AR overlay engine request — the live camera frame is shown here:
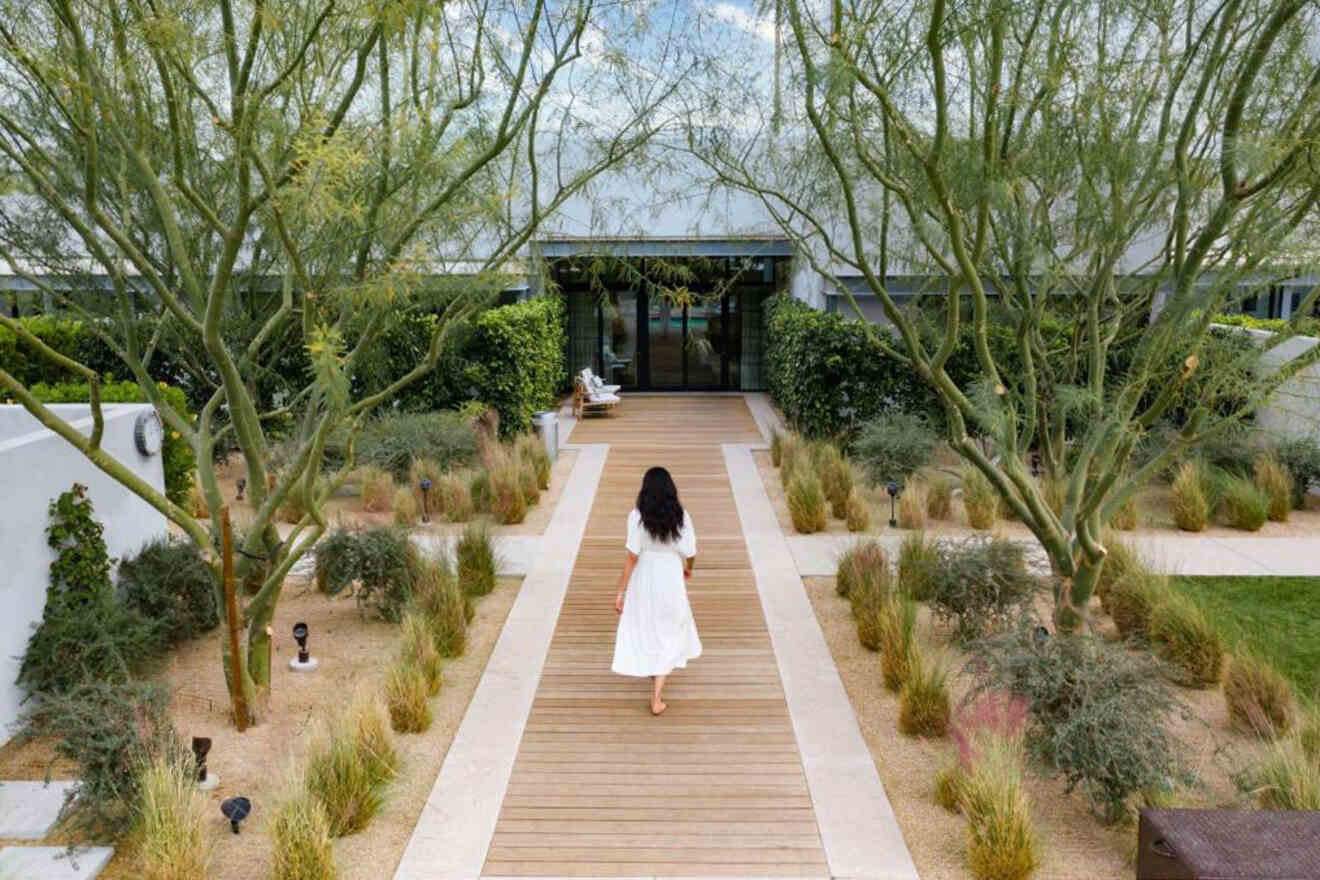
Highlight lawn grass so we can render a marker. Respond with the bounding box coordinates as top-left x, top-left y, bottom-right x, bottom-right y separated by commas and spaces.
1170, 576, 1320, 701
